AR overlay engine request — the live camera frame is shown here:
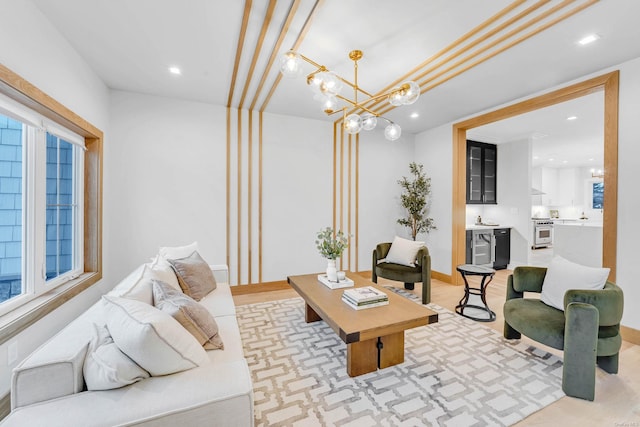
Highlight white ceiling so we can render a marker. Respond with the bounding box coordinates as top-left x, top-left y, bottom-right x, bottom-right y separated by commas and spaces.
468, 91, 604, 168
30, 0, 640, 143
